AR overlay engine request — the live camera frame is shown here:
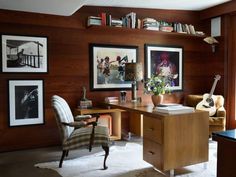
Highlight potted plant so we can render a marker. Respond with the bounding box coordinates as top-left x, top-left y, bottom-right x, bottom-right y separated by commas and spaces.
144, 75, 171, 106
